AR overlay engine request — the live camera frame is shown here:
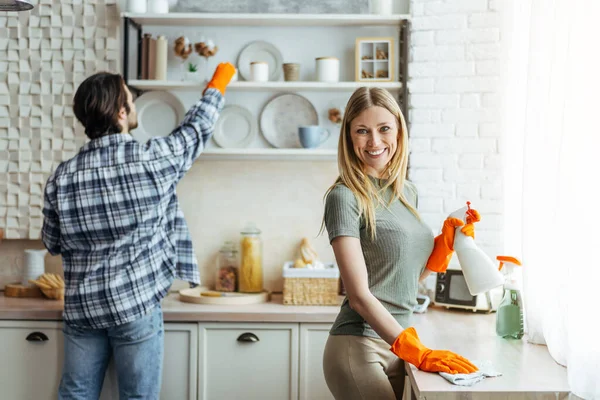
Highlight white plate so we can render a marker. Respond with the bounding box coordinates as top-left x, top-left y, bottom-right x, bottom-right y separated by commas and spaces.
237, 40, 283, 81
213, 105, 257, 148
260, 93, 319, 148
131, 91, 186, 143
